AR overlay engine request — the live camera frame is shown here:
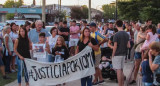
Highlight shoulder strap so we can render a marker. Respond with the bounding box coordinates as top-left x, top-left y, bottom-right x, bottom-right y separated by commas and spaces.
95, 32, 99, 44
